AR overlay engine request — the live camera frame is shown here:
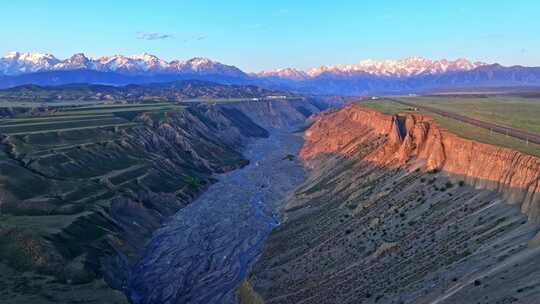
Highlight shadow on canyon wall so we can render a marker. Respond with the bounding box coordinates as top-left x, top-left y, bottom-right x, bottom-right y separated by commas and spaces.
244, 105, 540, 304
0, 99, 319, 304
